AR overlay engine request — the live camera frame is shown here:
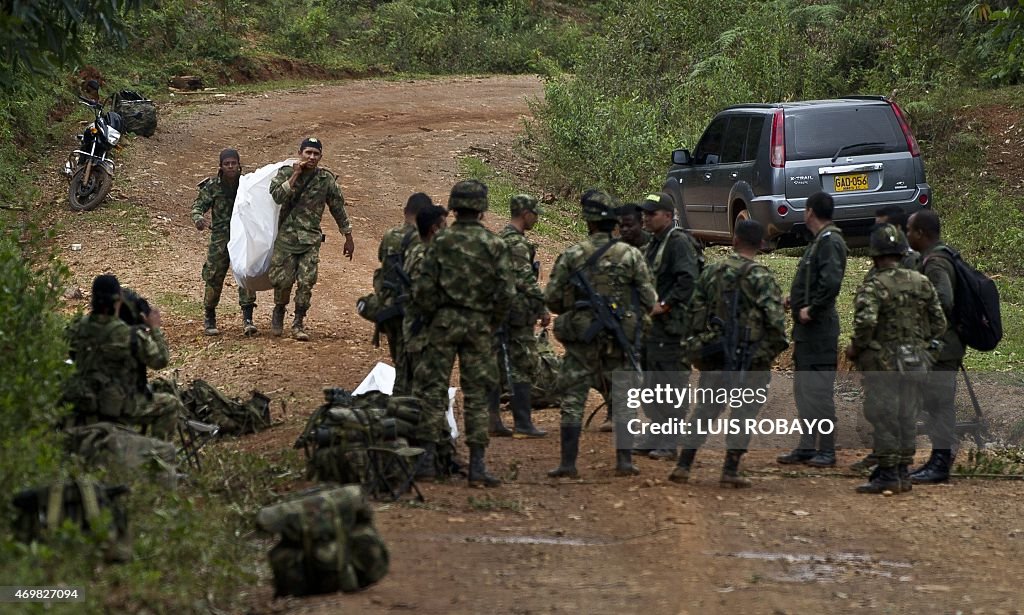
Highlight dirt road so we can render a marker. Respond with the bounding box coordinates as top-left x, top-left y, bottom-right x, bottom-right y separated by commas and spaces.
52, 76, 1024, 614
